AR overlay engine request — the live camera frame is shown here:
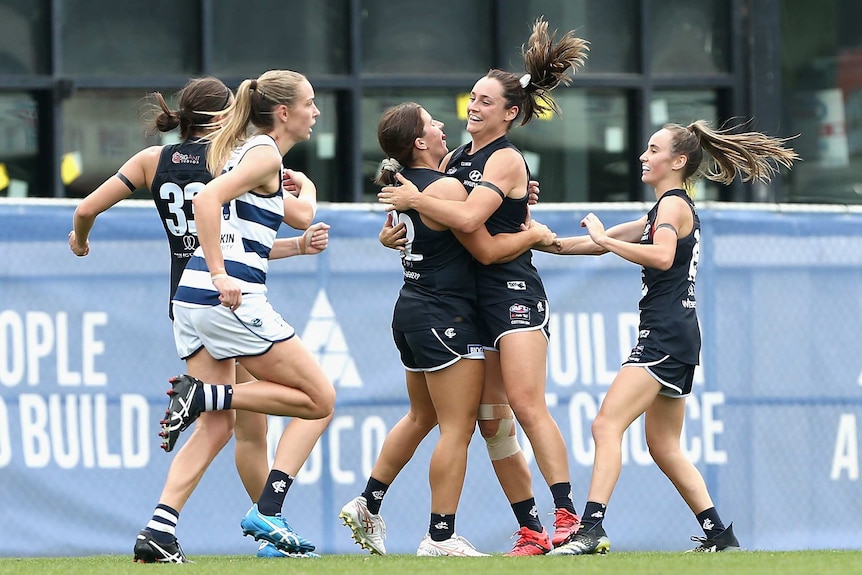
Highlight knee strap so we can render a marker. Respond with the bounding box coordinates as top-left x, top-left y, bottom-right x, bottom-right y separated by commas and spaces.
478, 403, 520, 460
